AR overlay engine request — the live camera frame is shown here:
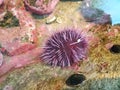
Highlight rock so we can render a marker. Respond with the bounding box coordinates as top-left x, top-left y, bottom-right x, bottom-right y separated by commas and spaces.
94, 14, 112, 25
113, 23, 120, 26
74, 77, 120, 90
61, 0, 84, 1
3, 85, 13, 90
80, 7, 112, 24
80, 7, 104, 21
1, 41, 36, 56
0, 63, 73, 90
0, 51, 3, 67
65, 74, 86, 86
23, 0, 59, 15
110, 44, 120, 53
0, 0, 3, 6
0, 11, 19, 28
